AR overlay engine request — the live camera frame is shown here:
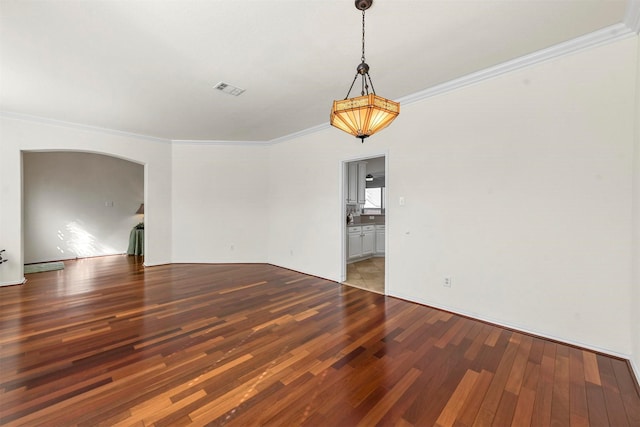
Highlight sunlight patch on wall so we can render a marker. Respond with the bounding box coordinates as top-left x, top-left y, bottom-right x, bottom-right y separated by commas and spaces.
62, 221, 117, 258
